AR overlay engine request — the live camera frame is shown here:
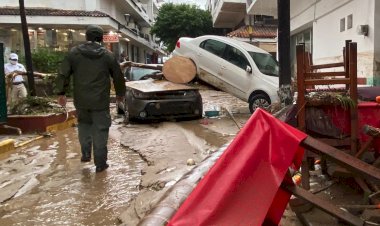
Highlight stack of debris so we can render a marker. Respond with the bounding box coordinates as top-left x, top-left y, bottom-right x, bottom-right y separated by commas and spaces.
9, 96, 65, 115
